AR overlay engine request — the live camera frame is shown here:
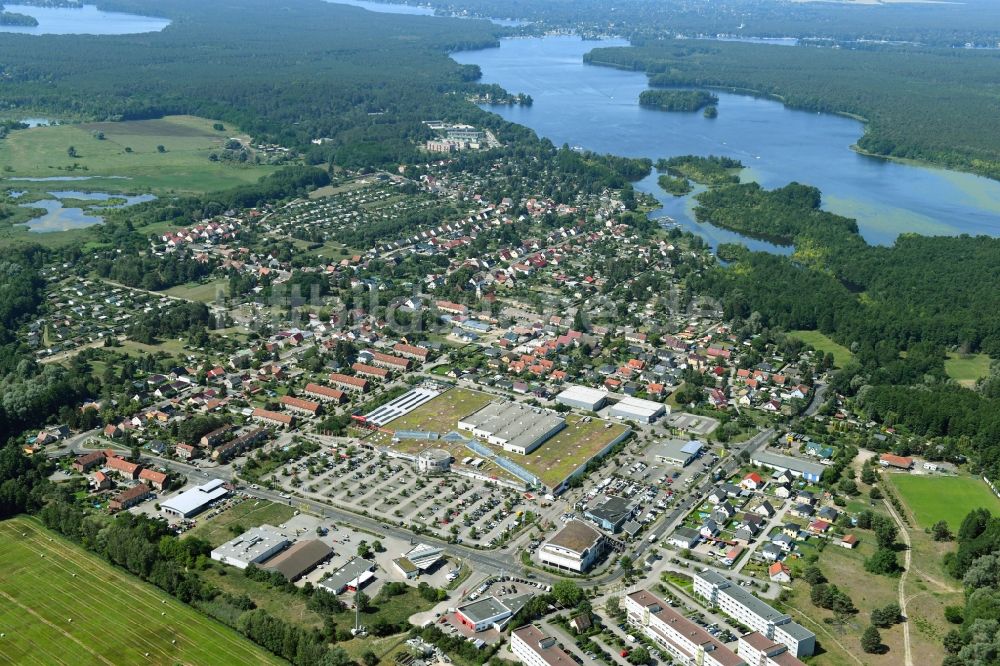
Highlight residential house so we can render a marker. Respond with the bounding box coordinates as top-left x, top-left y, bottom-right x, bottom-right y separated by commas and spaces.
768, 562, 791, 583
109, 483, 152, 513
